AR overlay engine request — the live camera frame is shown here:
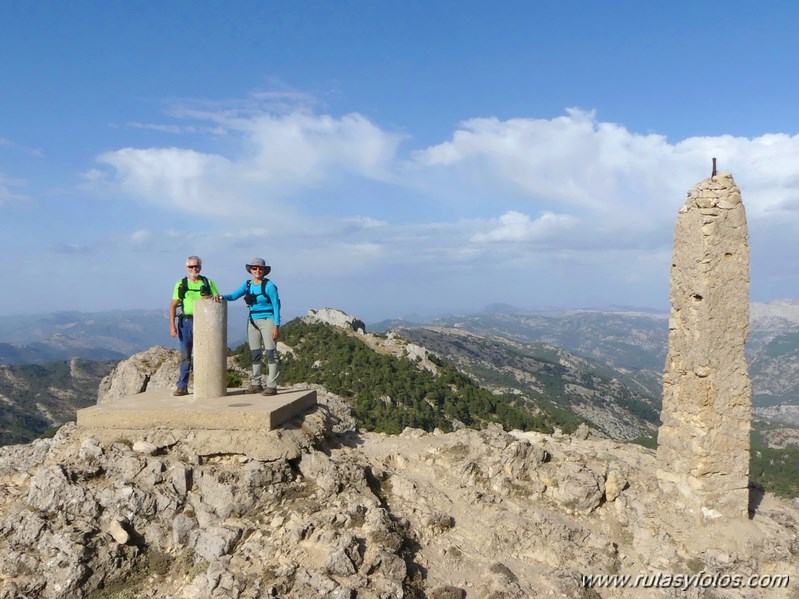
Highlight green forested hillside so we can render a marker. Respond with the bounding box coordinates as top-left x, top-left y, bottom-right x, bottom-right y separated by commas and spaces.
750, 424, 799, 497
0, 359, 116, 445
237, 320, 581, 435
750, 446, 799, 498
394, 326, 658, 440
